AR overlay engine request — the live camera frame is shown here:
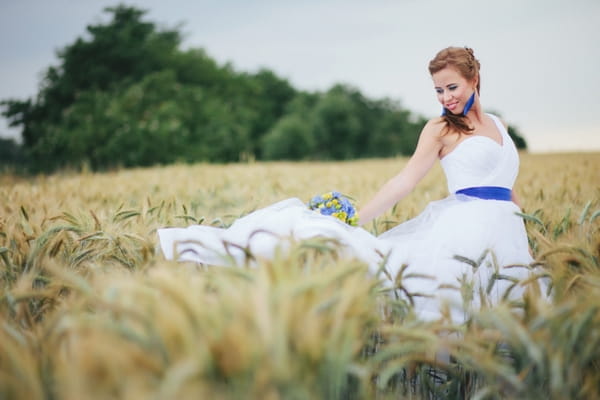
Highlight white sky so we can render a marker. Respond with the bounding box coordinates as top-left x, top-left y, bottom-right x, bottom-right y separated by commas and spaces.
1, 0, 599, 152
